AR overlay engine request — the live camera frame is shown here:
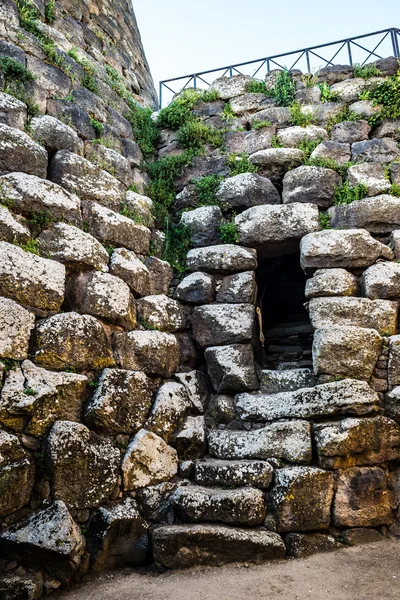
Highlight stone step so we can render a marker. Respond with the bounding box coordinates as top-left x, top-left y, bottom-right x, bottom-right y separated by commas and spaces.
171, 484, 266, 526
151, 524, 286, 569
208, 420, 312, 463
265, 321, 314, 339
235, 378, 380, 422
261, 368, 315, 393
195, 458, 274, 488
